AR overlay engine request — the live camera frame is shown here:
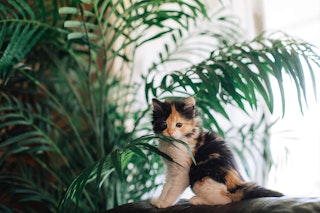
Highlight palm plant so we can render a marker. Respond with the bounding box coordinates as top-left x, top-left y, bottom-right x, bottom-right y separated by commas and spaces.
0, 0, 319, 212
